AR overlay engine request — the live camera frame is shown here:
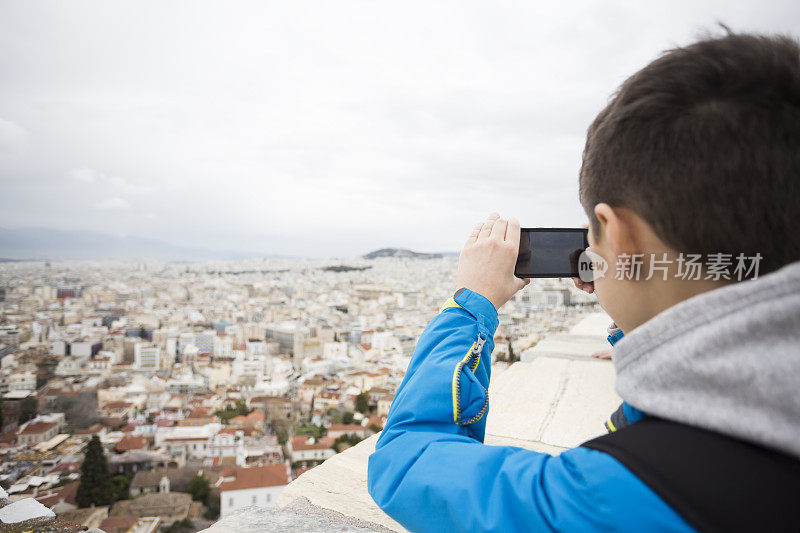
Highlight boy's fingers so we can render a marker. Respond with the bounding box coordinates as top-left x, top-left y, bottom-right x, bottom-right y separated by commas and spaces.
466, 222, 483, 245
478, 213, 499, 240
506, 217, 521, 250
572, 278, 594, 293
490, 218, 508, 240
